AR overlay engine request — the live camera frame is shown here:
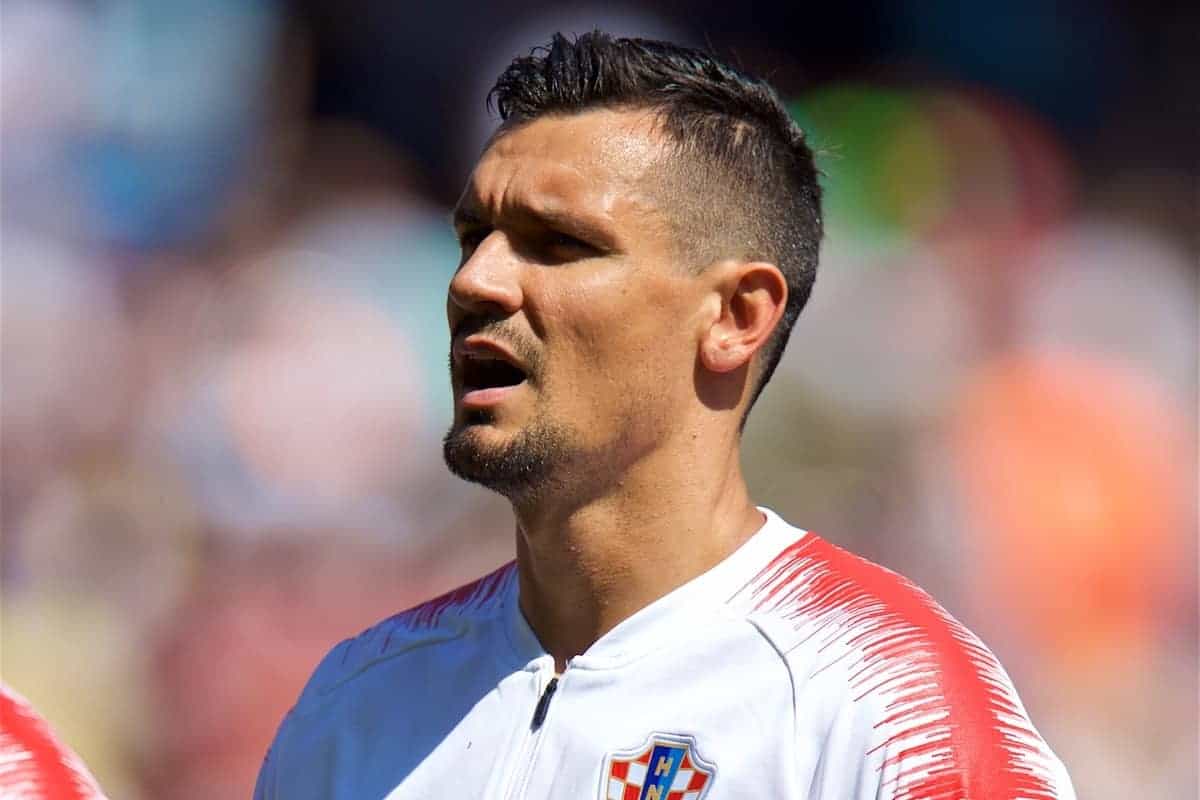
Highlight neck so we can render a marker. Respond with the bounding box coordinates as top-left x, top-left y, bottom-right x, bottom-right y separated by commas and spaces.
511, 435, 765, 672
